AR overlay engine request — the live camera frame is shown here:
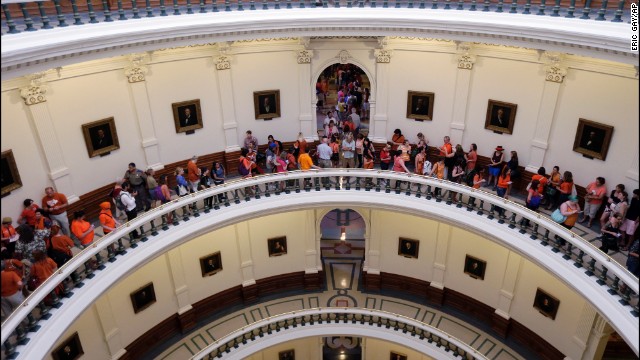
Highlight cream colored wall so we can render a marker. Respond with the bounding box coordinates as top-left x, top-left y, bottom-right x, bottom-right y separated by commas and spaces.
45, 307, 112, 360
1, 39, 638, 224
49, 209, 589, 359
245, 337, 322, 360
364, 338, 433, 360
